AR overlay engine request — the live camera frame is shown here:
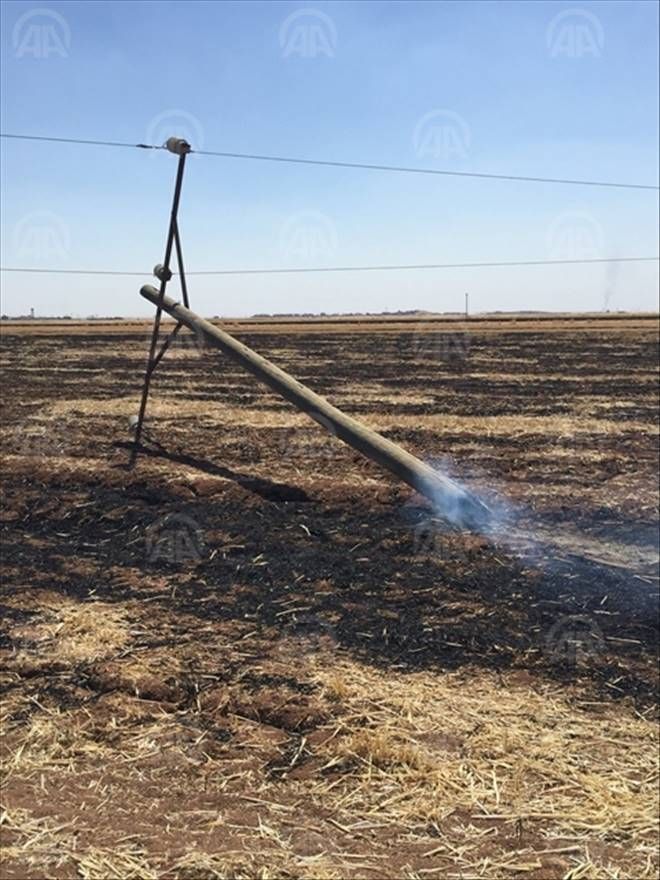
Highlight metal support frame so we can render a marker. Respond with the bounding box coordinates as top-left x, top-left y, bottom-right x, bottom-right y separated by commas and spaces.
129, 138, 191, 466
